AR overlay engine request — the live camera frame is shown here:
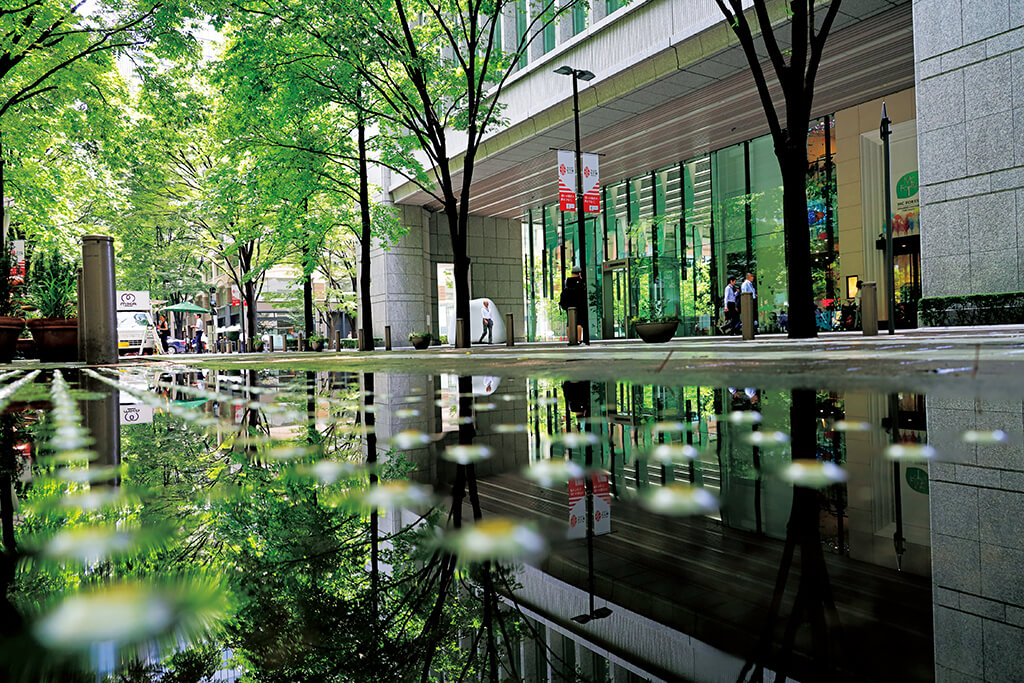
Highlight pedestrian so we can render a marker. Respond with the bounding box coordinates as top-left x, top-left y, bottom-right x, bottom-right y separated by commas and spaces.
157, 314, 170, 351
723, 276, 739, 334
558, 266, 587, 344
477, 300, 494, 344
192, 313, 205, 354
